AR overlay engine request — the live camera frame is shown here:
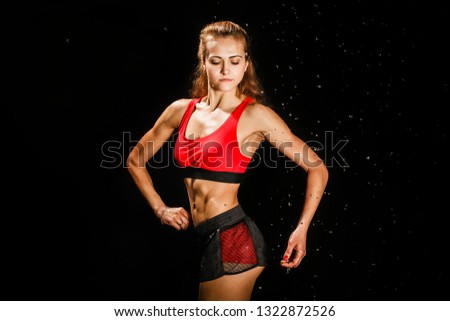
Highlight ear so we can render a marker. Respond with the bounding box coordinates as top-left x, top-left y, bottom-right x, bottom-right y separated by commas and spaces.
245, 60, 249, 72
